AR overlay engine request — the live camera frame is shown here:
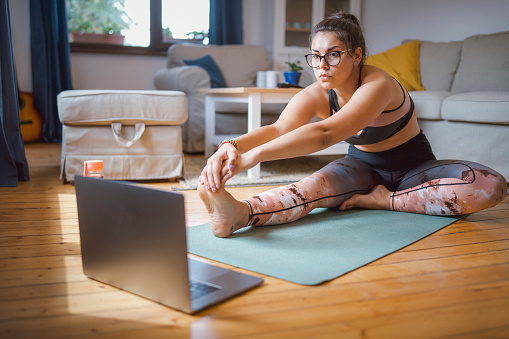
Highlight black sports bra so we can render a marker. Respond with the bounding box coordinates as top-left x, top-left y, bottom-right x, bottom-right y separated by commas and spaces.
328, 66, 415, 145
